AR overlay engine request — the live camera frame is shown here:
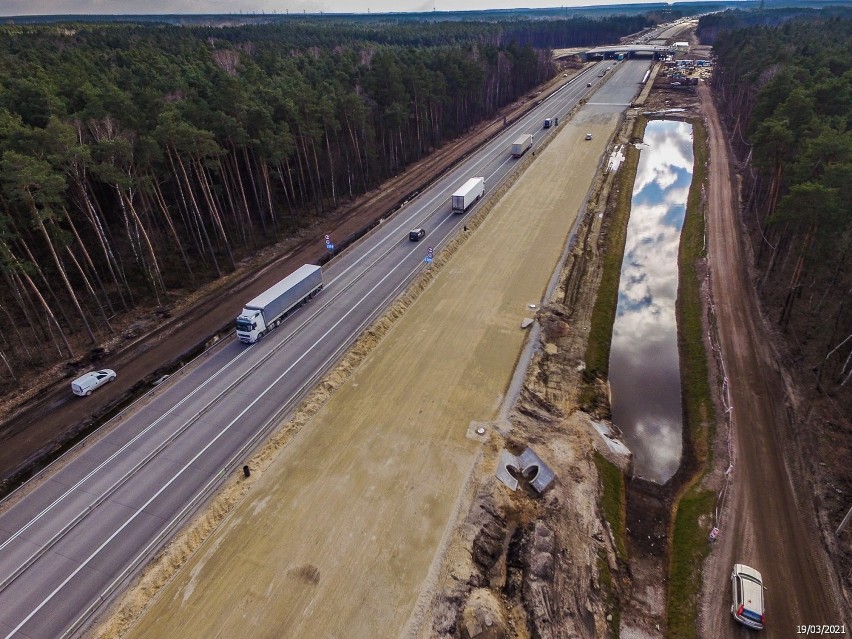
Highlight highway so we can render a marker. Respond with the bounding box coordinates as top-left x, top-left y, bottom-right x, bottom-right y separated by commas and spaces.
0, 58, 653, 639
